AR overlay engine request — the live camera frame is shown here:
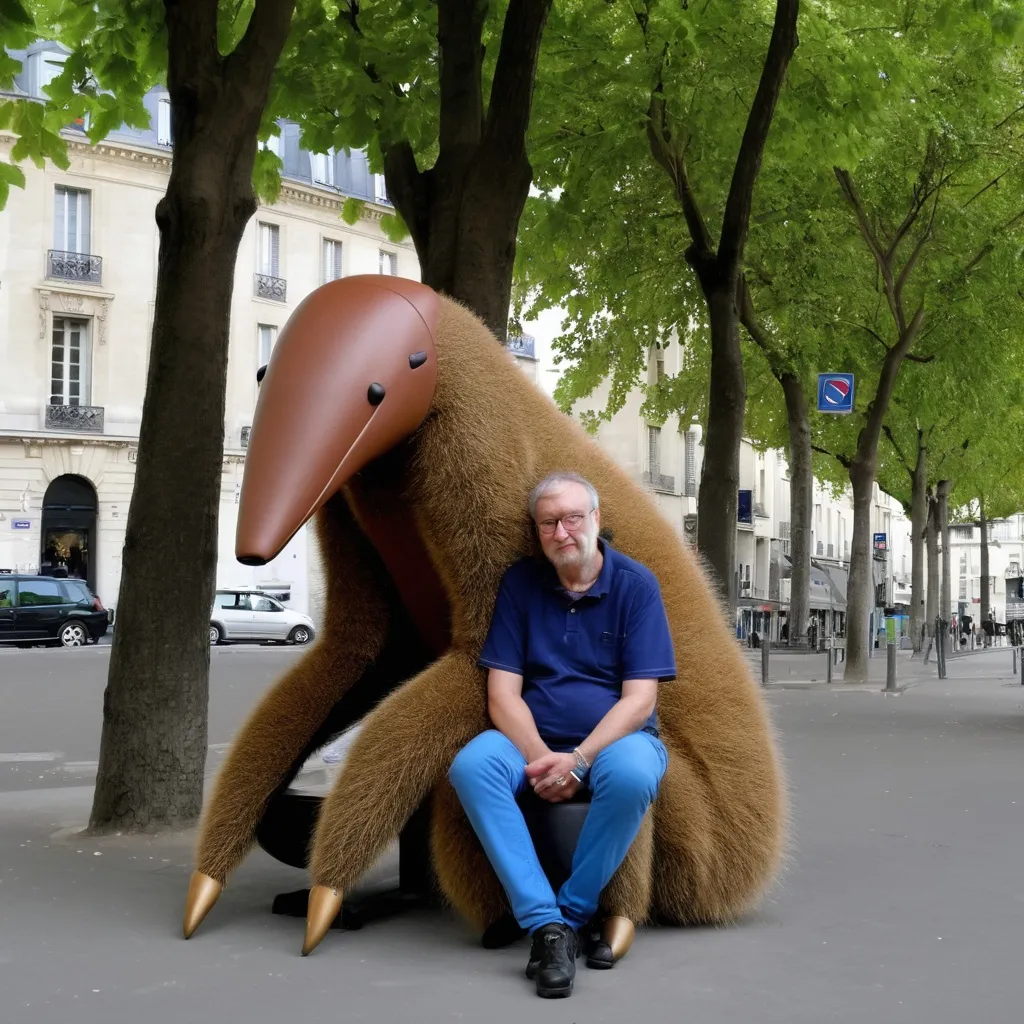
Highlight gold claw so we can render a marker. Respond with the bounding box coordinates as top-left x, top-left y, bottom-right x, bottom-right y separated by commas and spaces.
602, 916, 636, 961
301, 885, 344, 956
183, 871, 223, 939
